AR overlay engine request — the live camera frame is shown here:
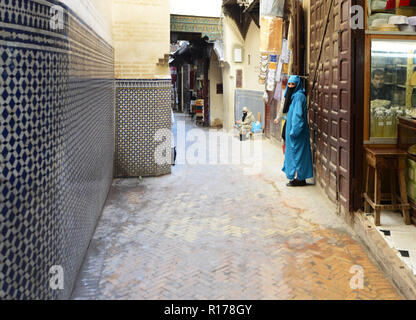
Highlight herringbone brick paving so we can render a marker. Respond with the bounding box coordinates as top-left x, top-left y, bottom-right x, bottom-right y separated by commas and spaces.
72, 115, 402, 300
